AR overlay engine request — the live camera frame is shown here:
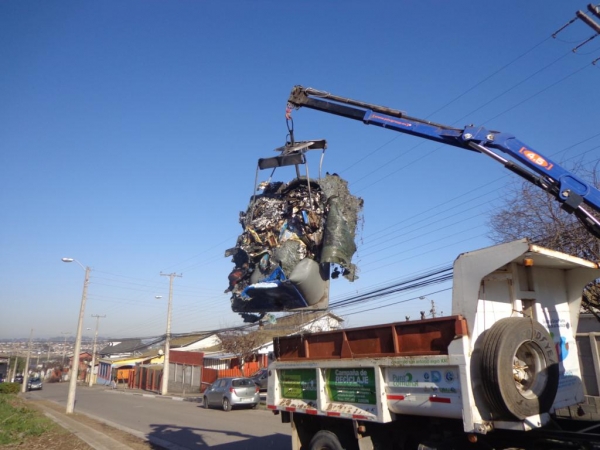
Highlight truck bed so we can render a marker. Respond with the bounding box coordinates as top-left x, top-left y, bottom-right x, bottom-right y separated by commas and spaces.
274, 315, 467, 360
268, 316, 469, 423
